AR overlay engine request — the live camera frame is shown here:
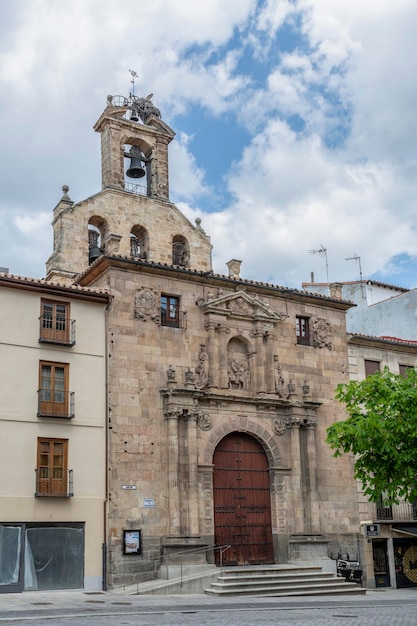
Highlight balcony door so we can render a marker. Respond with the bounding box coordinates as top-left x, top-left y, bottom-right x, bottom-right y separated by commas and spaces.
37, 438, 68, 497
